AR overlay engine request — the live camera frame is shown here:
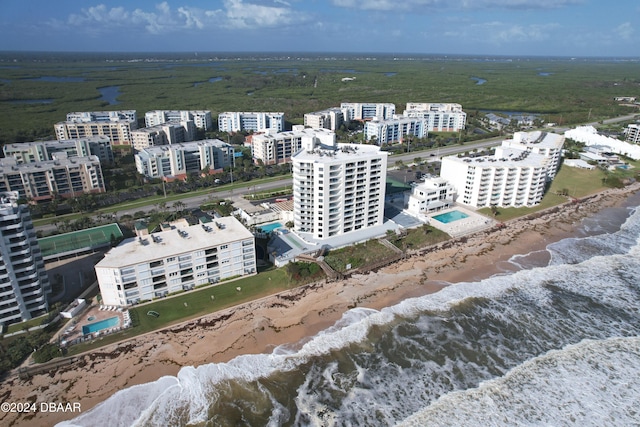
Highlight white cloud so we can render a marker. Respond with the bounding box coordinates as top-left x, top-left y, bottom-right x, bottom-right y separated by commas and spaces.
332, 0, 582, 11
62, 1, 304, 35
444, 21, 560, 45
614, 22, 634, 40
